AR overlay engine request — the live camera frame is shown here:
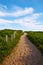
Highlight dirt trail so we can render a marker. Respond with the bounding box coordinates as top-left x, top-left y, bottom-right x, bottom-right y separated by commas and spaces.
0, 33, 43, 65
